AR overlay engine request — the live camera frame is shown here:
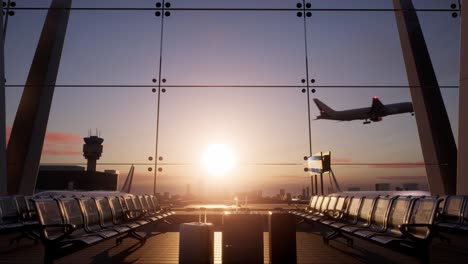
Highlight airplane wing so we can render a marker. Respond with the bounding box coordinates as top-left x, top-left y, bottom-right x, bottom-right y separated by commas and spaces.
369, 96, 387, 115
